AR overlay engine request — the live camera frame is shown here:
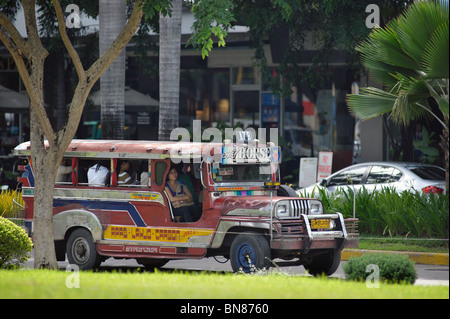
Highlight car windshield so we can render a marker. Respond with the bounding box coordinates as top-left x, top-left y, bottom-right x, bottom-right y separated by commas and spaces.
212, 164, 272, 183
406, 165, 445, 181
